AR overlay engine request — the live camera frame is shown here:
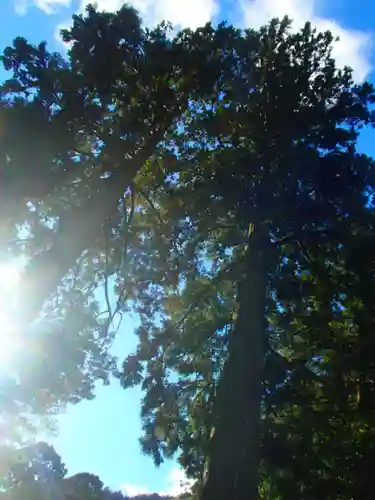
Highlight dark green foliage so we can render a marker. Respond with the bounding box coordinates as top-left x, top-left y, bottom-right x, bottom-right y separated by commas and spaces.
2, 6, 375, 500
0, 443, 178, 500
0, 441, 67, 488
0, 3, 231, 431
0, 3, 228, 321
116, 17, 375, 500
